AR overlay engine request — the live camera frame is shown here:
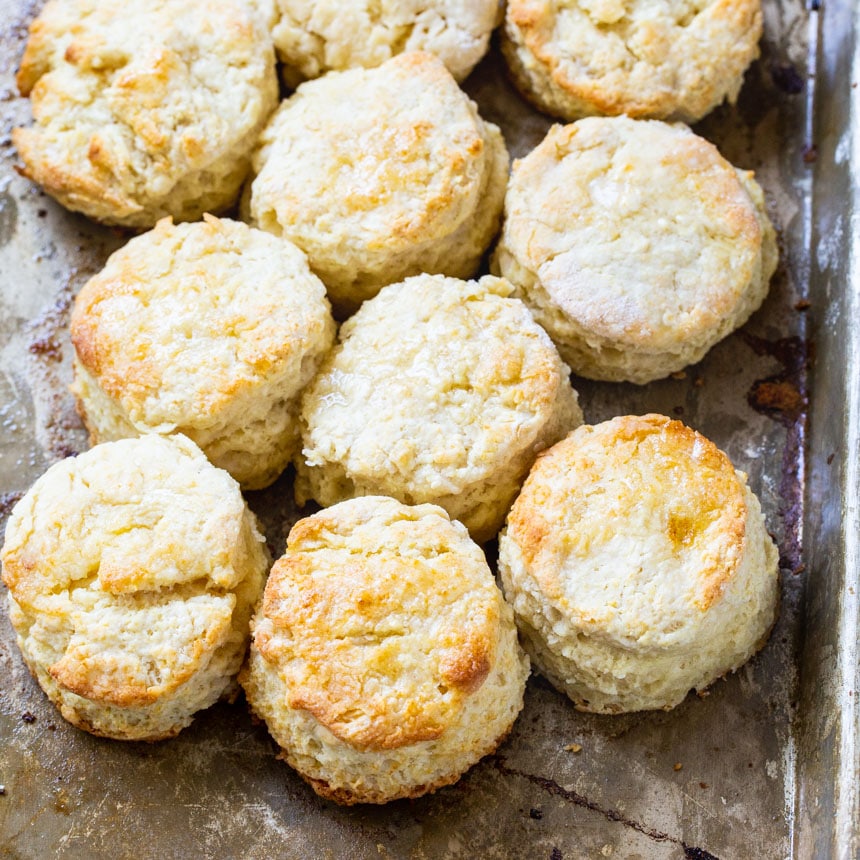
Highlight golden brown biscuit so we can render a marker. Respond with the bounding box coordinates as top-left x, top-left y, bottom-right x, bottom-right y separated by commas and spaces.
71, 216, 335, 490
1, 435, 269, 740
492, 117, 778, 383
498, 414, 780, 713
270, 0, 500, 87
295, 274, 583, 543
247, 52, 508, 313
240, 496, 529, 804
502, 0, 763, 122
14, 0, 278, 227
